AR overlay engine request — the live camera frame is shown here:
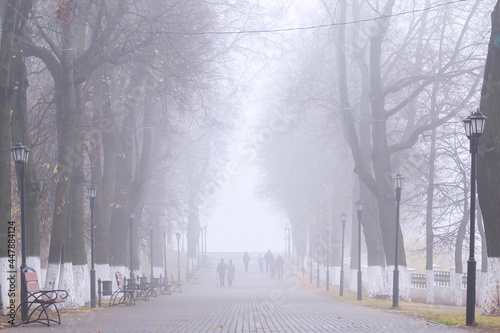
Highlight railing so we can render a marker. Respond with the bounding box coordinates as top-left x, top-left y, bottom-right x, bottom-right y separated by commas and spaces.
434, 271, 450, 286
410, 271, 468, 289
411, 273, 426, 289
